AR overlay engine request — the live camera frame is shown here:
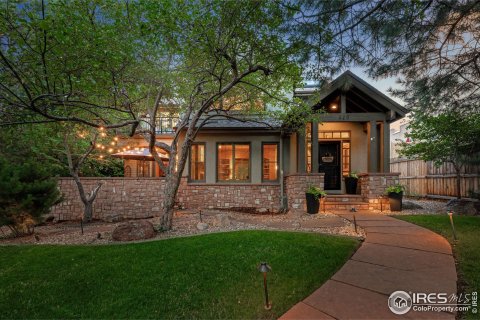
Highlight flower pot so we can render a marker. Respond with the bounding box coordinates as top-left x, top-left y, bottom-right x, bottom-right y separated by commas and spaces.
305, 193, 319, 214
345, 177, 358, 195
388, 191, 403, 211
